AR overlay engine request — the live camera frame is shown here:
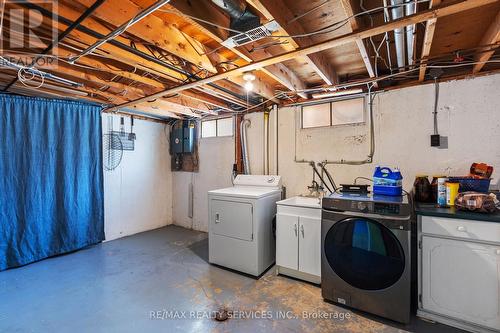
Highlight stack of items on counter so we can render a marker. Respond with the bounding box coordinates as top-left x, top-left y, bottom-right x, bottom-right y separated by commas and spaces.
414, 163, 499, 213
